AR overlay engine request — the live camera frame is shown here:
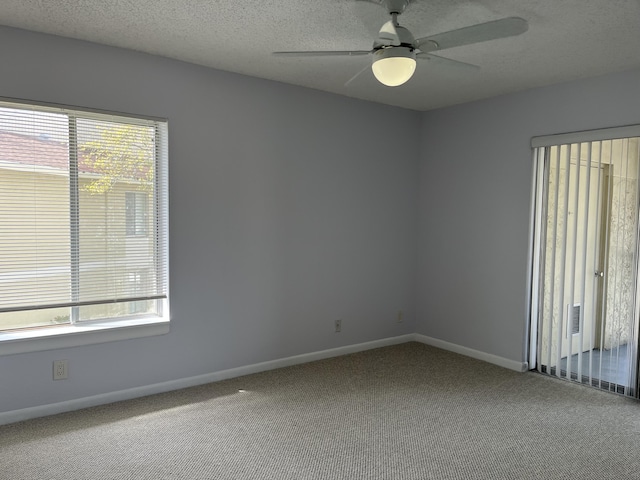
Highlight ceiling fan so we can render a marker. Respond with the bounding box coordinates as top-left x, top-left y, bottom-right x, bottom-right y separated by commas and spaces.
273, 0, 528, 87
